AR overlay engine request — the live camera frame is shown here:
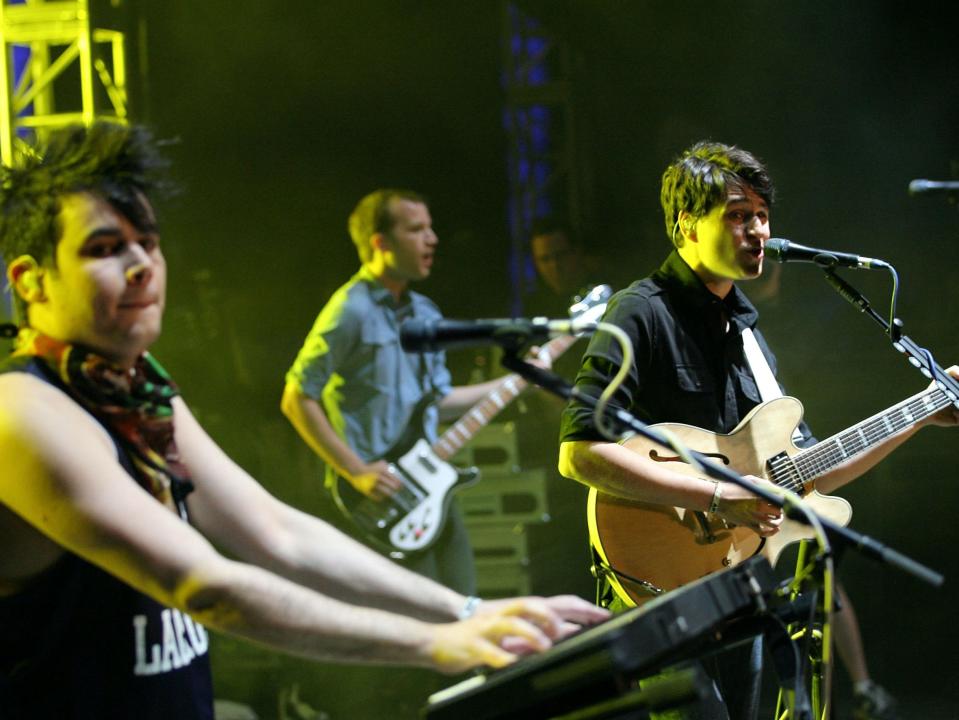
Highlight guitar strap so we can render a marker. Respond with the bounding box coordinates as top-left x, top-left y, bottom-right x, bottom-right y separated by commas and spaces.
741, 327, 804, 443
